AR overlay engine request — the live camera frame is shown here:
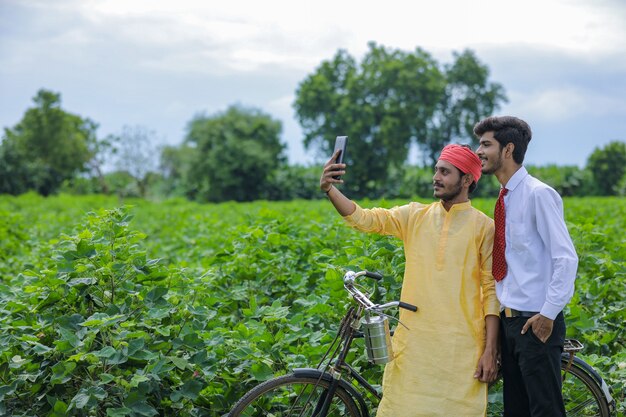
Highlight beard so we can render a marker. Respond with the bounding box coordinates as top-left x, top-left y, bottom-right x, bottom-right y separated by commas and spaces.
434, 177, 464, 202
481, 153, 504, 175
